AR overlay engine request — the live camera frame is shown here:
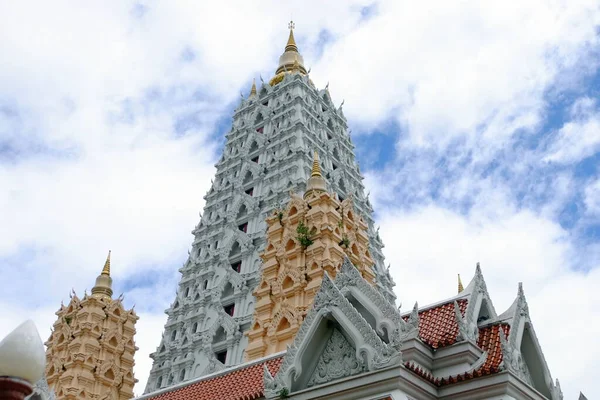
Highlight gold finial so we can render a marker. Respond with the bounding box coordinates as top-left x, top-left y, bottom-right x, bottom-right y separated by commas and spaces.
102, 250, 111, 276
458, 273, 464, 293
285, 20, 298, 52
92, 250, 114, 299
304, 150, 327, 199
250, 78, 257, 97
311, 151, 322, 177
